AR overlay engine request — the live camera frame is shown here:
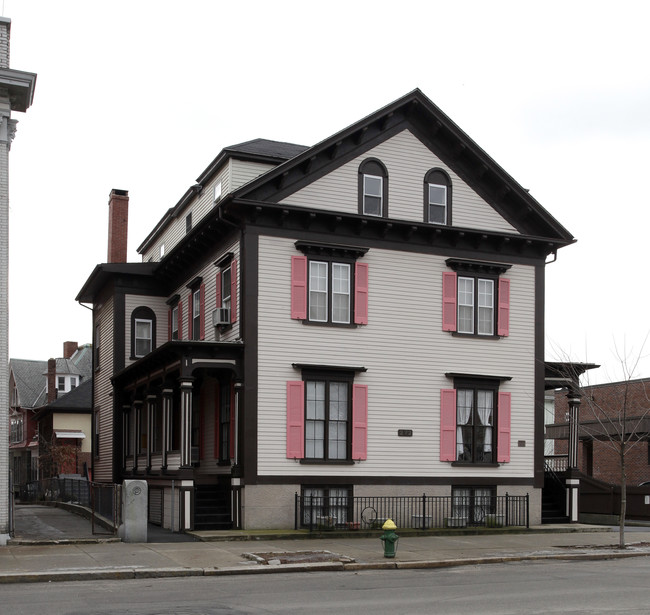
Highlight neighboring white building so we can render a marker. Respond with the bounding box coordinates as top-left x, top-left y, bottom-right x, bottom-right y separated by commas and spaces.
0, 16, 36, 540
78, 90, 575, 531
